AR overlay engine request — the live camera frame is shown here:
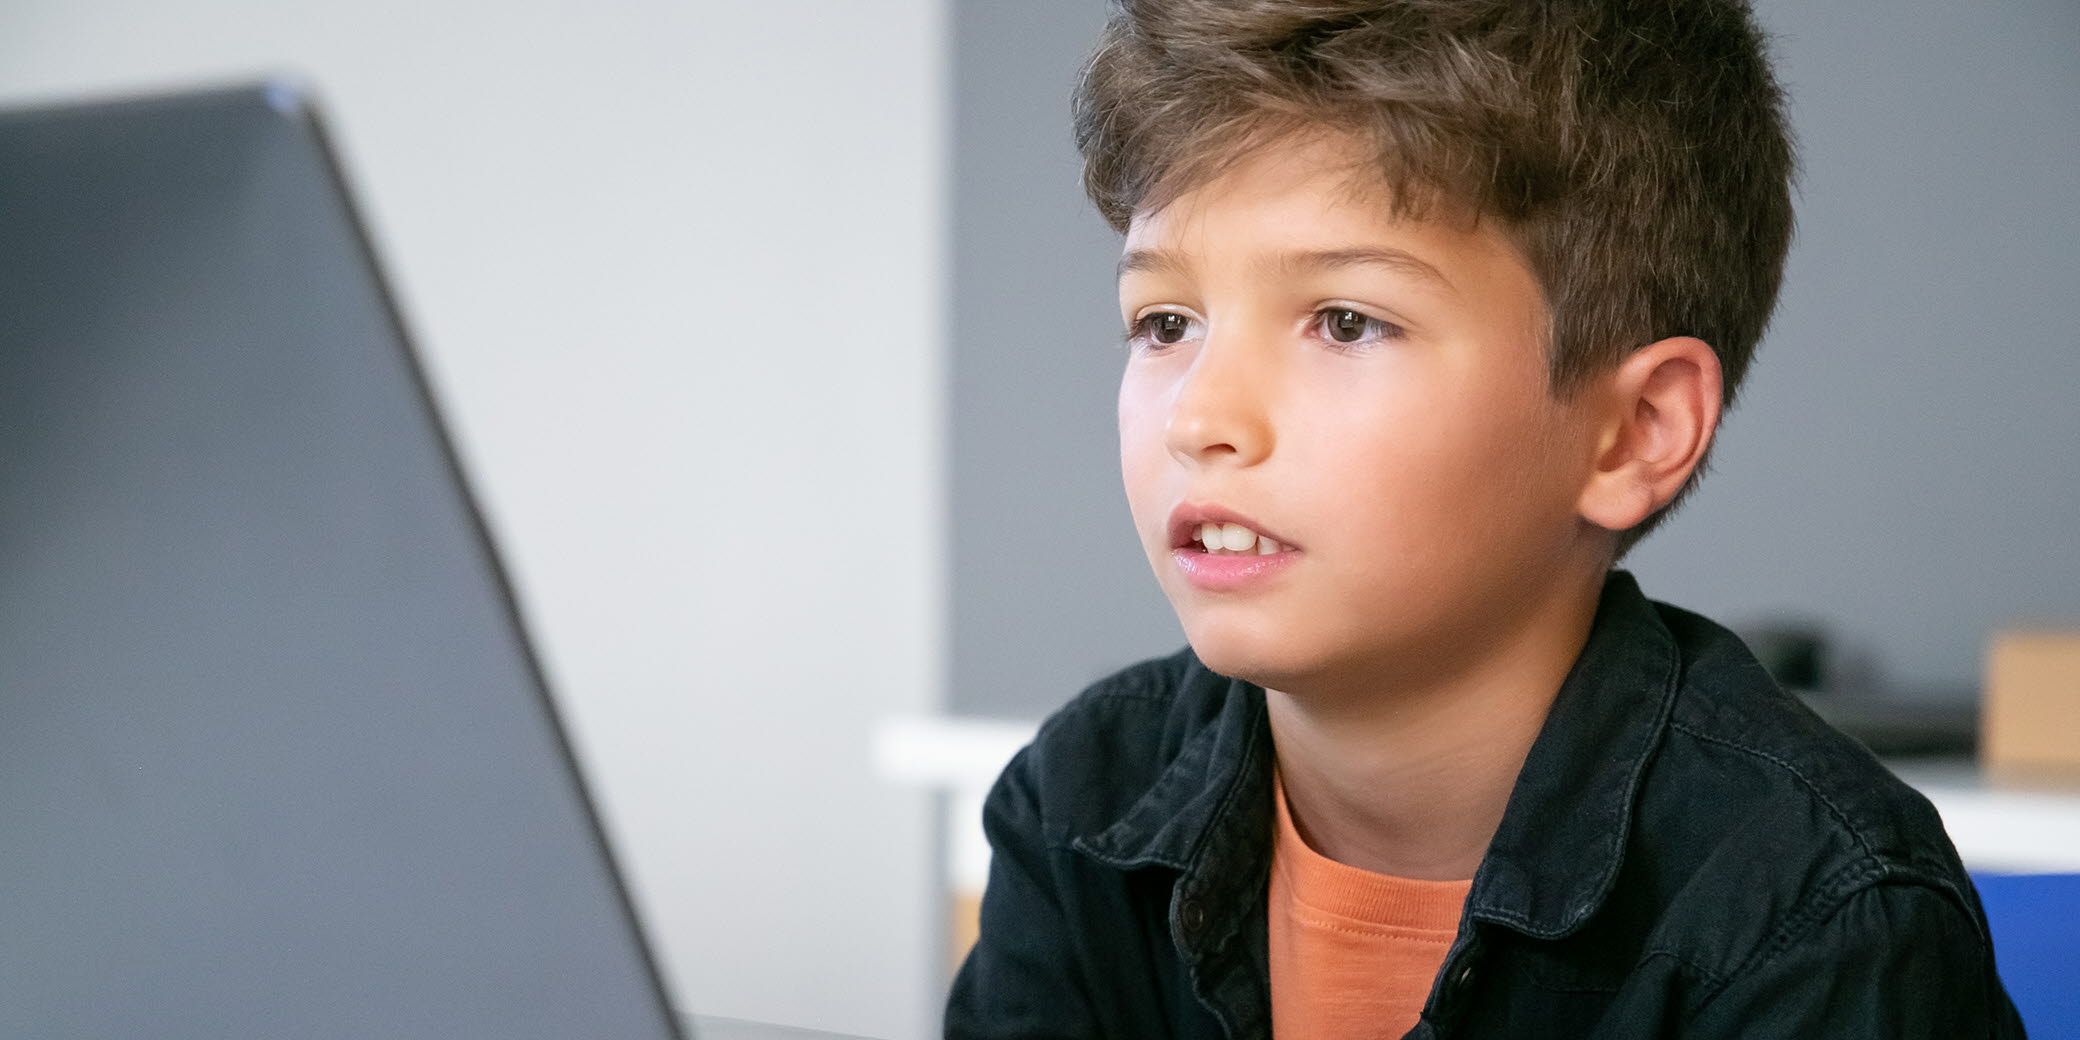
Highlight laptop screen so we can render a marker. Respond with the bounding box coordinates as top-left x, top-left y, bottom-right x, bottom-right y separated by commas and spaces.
0, 81, 683, 1039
